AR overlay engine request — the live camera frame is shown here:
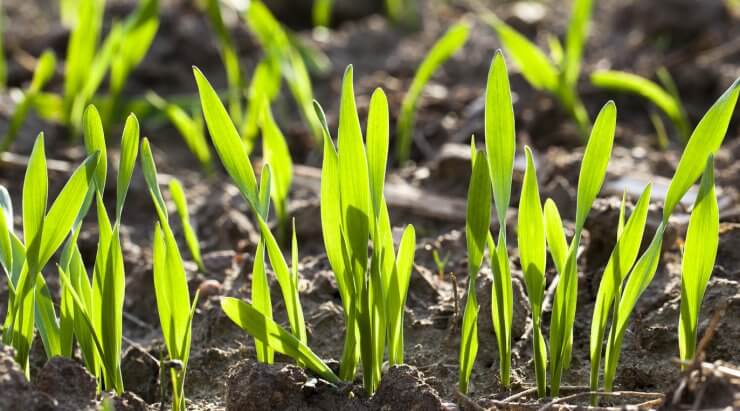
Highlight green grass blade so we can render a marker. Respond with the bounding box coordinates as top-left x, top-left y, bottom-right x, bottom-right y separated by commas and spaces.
575, 101, 616, 231
221, 297, 340, 383
82, 105, 108, 192
603, 226, 664, 391
312, 0, 333, 26
34, 275, 62, 358
193, 67, 259, 206
663, 78, 739, 221
242, 58, 281, 146
491, 231, 513, 387
57, 265, 106, 366
678, 158, 718, 363
64, 0, 103, 110
563, 0, 594, 88
37, 152, 99, 268
518, 146, 547, 397
467, 146, 492, 277
169, 179, 204, 272
147, 92, 212, 170
458, 284, 479, 394
100, 225, 125, 393
139, 138, 168, 223
396, 22, 469, 163
205, 0, 243, 123
485, 51, 516, 225
254, 213, 307, 346
589, 184, 652, 394
387, 224, 416, 365
251, 238, 273, 363
22, 134, 48, 268
315, 102, 349, 303
459, 146, 490, 393
485, 16, 558, 92
543, 199, 568, 274
116, 114, 140, 222
337, 65, 370, 295
591, 70, 688, 139
366, 88, 389, 219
